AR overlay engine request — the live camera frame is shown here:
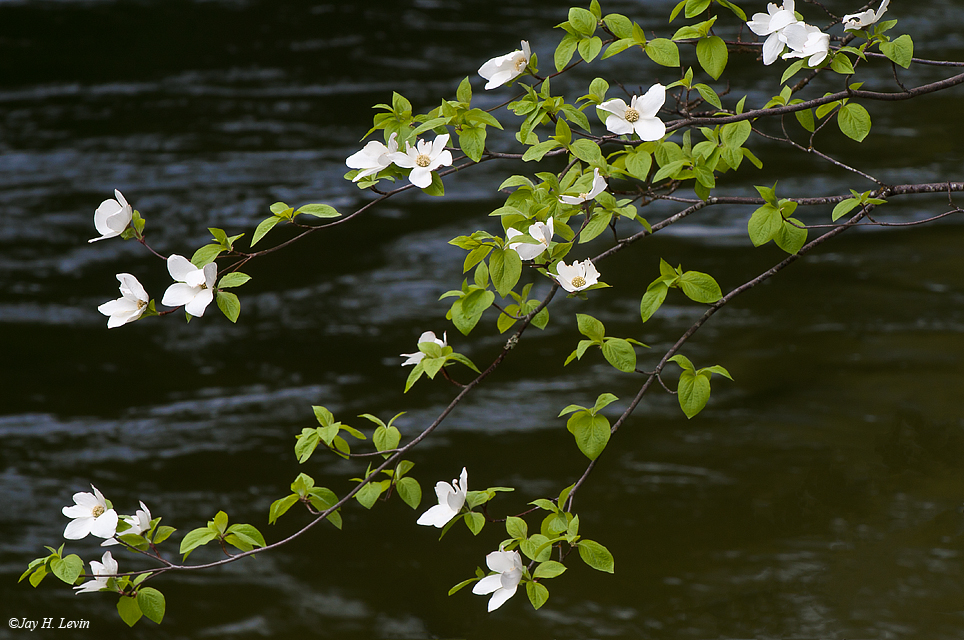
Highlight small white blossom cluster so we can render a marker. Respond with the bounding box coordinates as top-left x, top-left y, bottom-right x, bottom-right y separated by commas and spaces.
61, 486, 155, 594
345, 132, 453, 189
90, 190, 224, 327
415, 468, 524, 612
748, 0, 889, 67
